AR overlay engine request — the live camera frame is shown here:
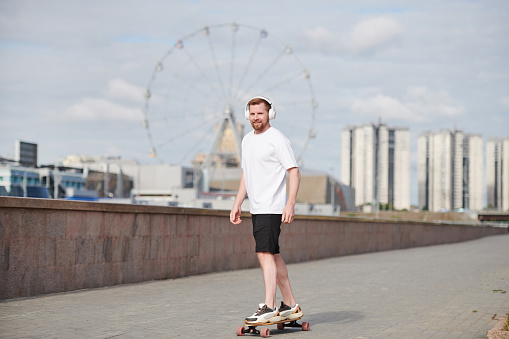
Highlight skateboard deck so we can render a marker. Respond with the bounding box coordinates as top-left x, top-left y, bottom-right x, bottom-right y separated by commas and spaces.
236, 315, 310, 337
